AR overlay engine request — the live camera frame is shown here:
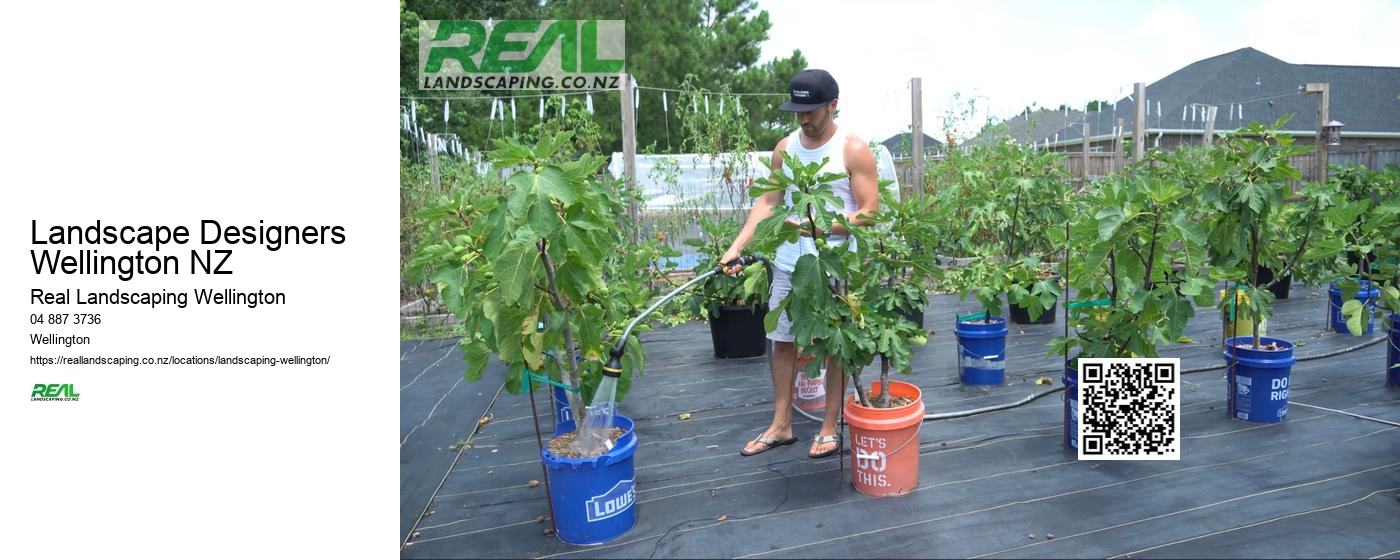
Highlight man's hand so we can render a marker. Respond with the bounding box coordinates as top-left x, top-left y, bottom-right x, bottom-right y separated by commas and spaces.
719, 248, 745, 275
